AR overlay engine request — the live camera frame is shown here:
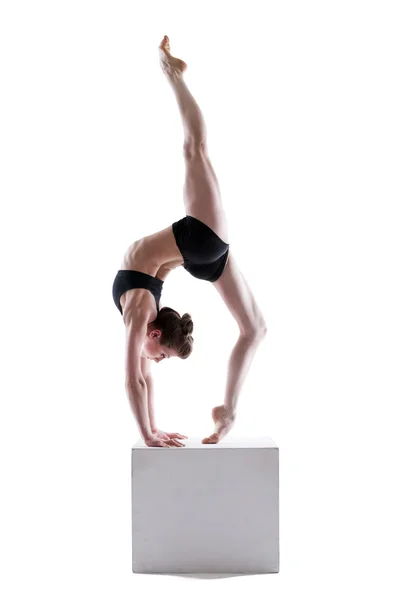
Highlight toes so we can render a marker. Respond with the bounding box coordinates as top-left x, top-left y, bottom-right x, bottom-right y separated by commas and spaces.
160, 35, 170, 51
202, 434, 219, 444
